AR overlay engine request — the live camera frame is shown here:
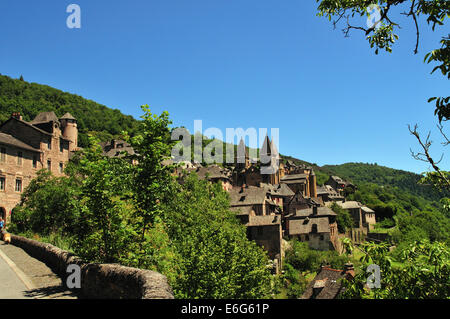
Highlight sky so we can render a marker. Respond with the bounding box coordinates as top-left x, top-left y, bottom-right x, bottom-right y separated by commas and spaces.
0, 0, 448, 174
